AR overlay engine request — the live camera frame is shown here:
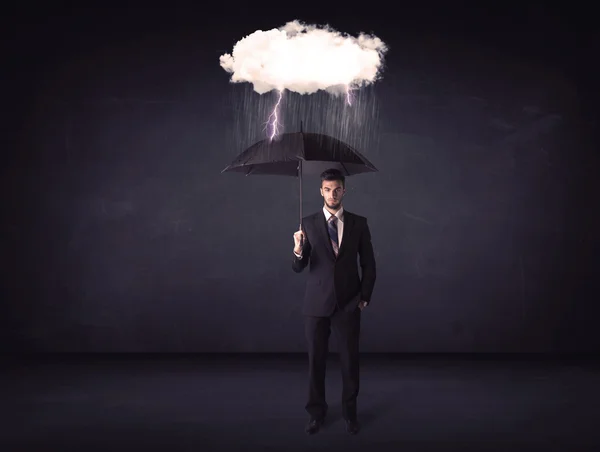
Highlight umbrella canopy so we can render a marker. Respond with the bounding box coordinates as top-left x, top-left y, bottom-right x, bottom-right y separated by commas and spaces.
221, 131, 378, 176
222, 129, 378, 228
